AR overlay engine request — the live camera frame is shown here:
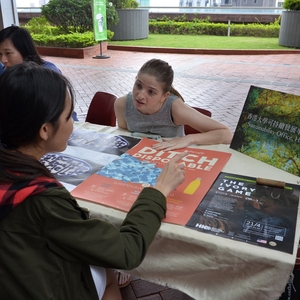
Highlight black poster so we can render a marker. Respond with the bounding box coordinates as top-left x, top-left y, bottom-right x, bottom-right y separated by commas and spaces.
186, 172, 299, 254
40, 127, 141, 187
